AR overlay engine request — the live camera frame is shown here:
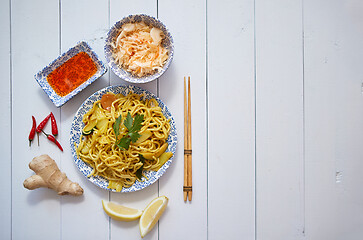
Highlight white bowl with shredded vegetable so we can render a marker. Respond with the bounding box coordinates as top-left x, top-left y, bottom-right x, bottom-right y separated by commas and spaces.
105, 14, 174, 83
